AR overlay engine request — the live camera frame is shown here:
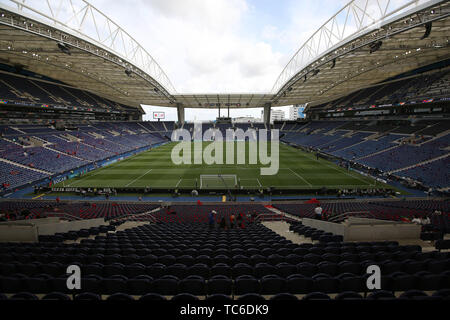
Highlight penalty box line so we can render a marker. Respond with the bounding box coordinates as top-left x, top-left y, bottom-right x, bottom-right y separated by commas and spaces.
125, 168, 153, 187
287, 168, 312, 187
